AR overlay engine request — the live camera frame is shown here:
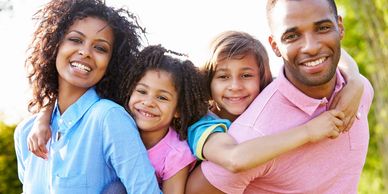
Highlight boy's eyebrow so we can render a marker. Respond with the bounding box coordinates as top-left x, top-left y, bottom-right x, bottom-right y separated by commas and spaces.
68, 30, 112, 47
